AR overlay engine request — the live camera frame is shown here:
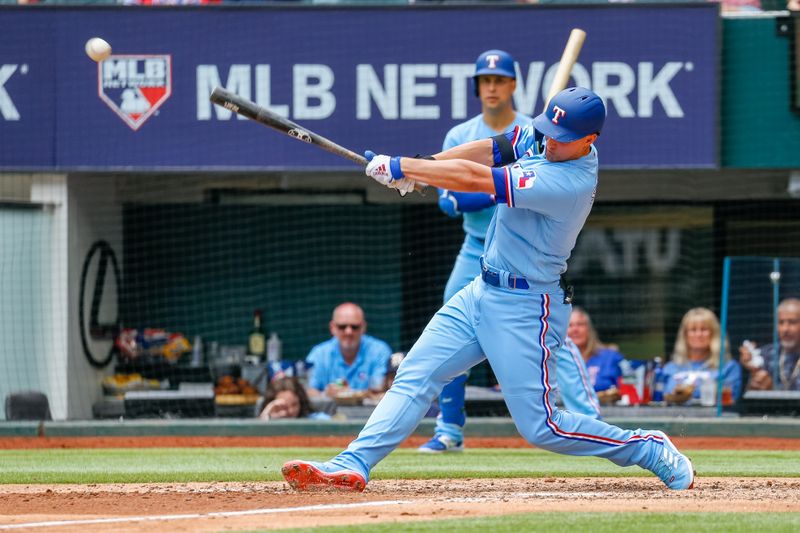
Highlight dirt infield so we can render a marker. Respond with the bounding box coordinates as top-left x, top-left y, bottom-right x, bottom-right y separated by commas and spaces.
1, 477, 799, 532
1, 436, 798, 531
